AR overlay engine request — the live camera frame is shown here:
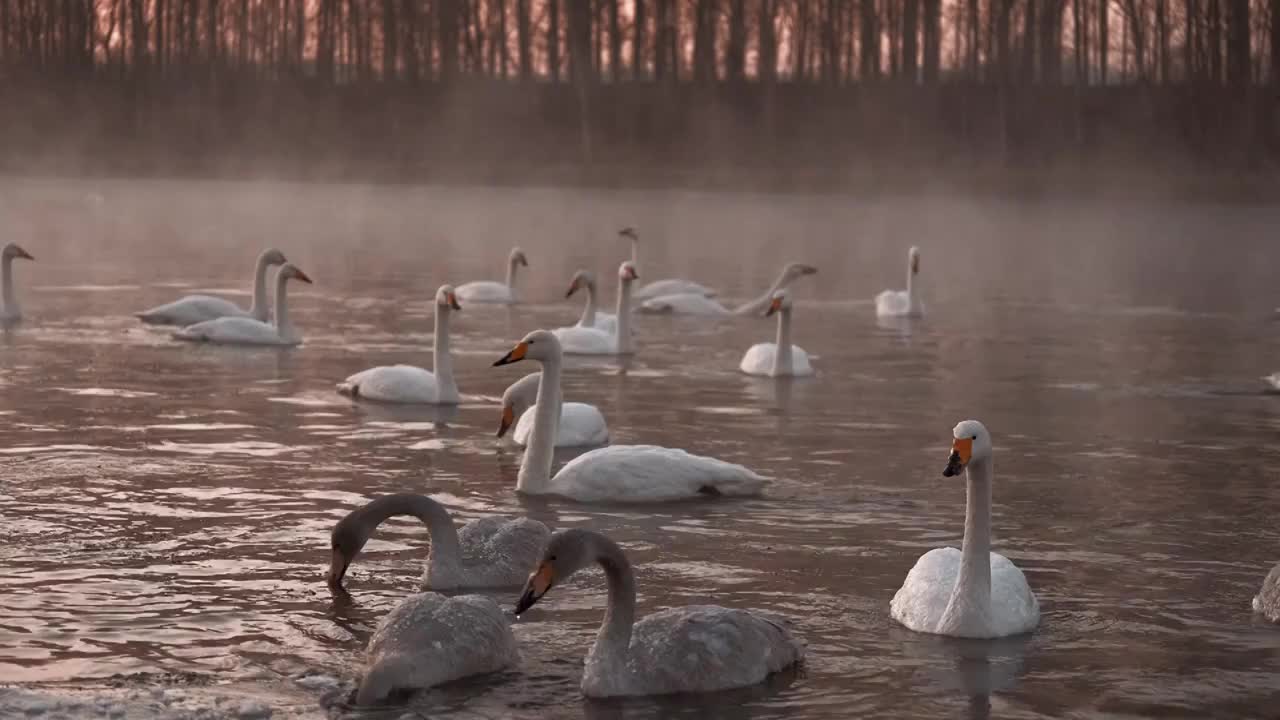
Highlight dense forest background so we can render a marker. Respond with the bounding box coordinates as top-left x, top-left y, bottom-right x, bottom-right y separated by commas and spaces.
0, 1, 1277, 193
